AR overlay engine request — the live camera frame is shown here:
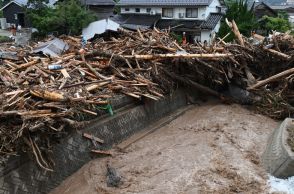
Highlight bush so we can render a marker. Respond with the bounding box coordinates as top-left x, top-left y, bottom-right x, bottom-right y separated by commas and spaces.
261, 14, 291, 33
27, 0, 97, 36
